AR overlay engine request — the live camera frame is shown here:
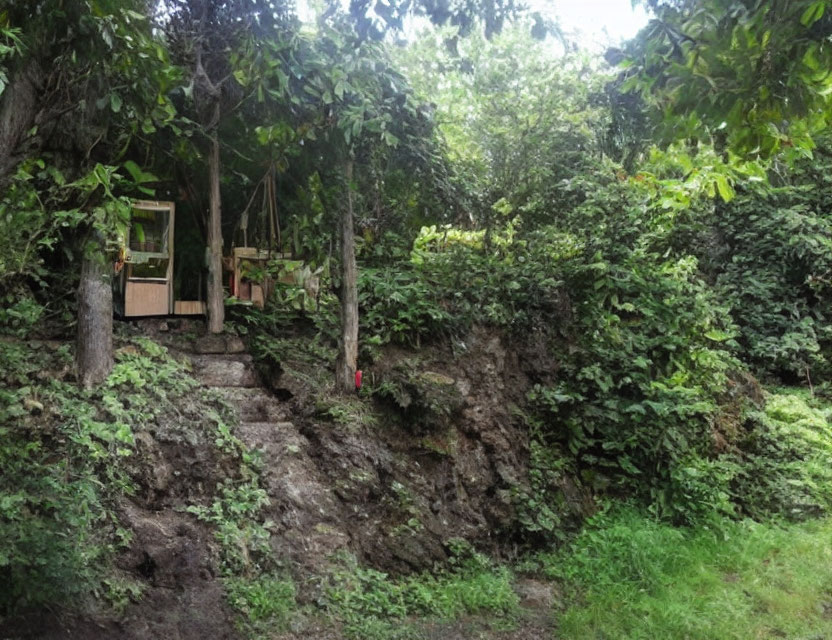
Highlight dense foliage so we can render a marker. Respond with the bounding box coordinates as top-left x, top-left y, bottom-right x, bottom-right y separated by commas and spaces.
356, 171, 832, 526
619, 0, 832, 160
0, 337, 219, 612
2, 0, 832, 633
